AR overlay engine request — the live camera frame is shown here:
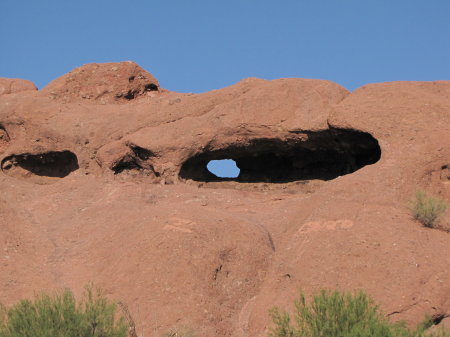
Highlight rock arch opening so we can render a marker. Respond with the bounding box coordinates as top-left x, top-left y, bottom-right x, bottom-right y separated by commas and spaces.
179, 129, 381, 183
1, 151, 79, 180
